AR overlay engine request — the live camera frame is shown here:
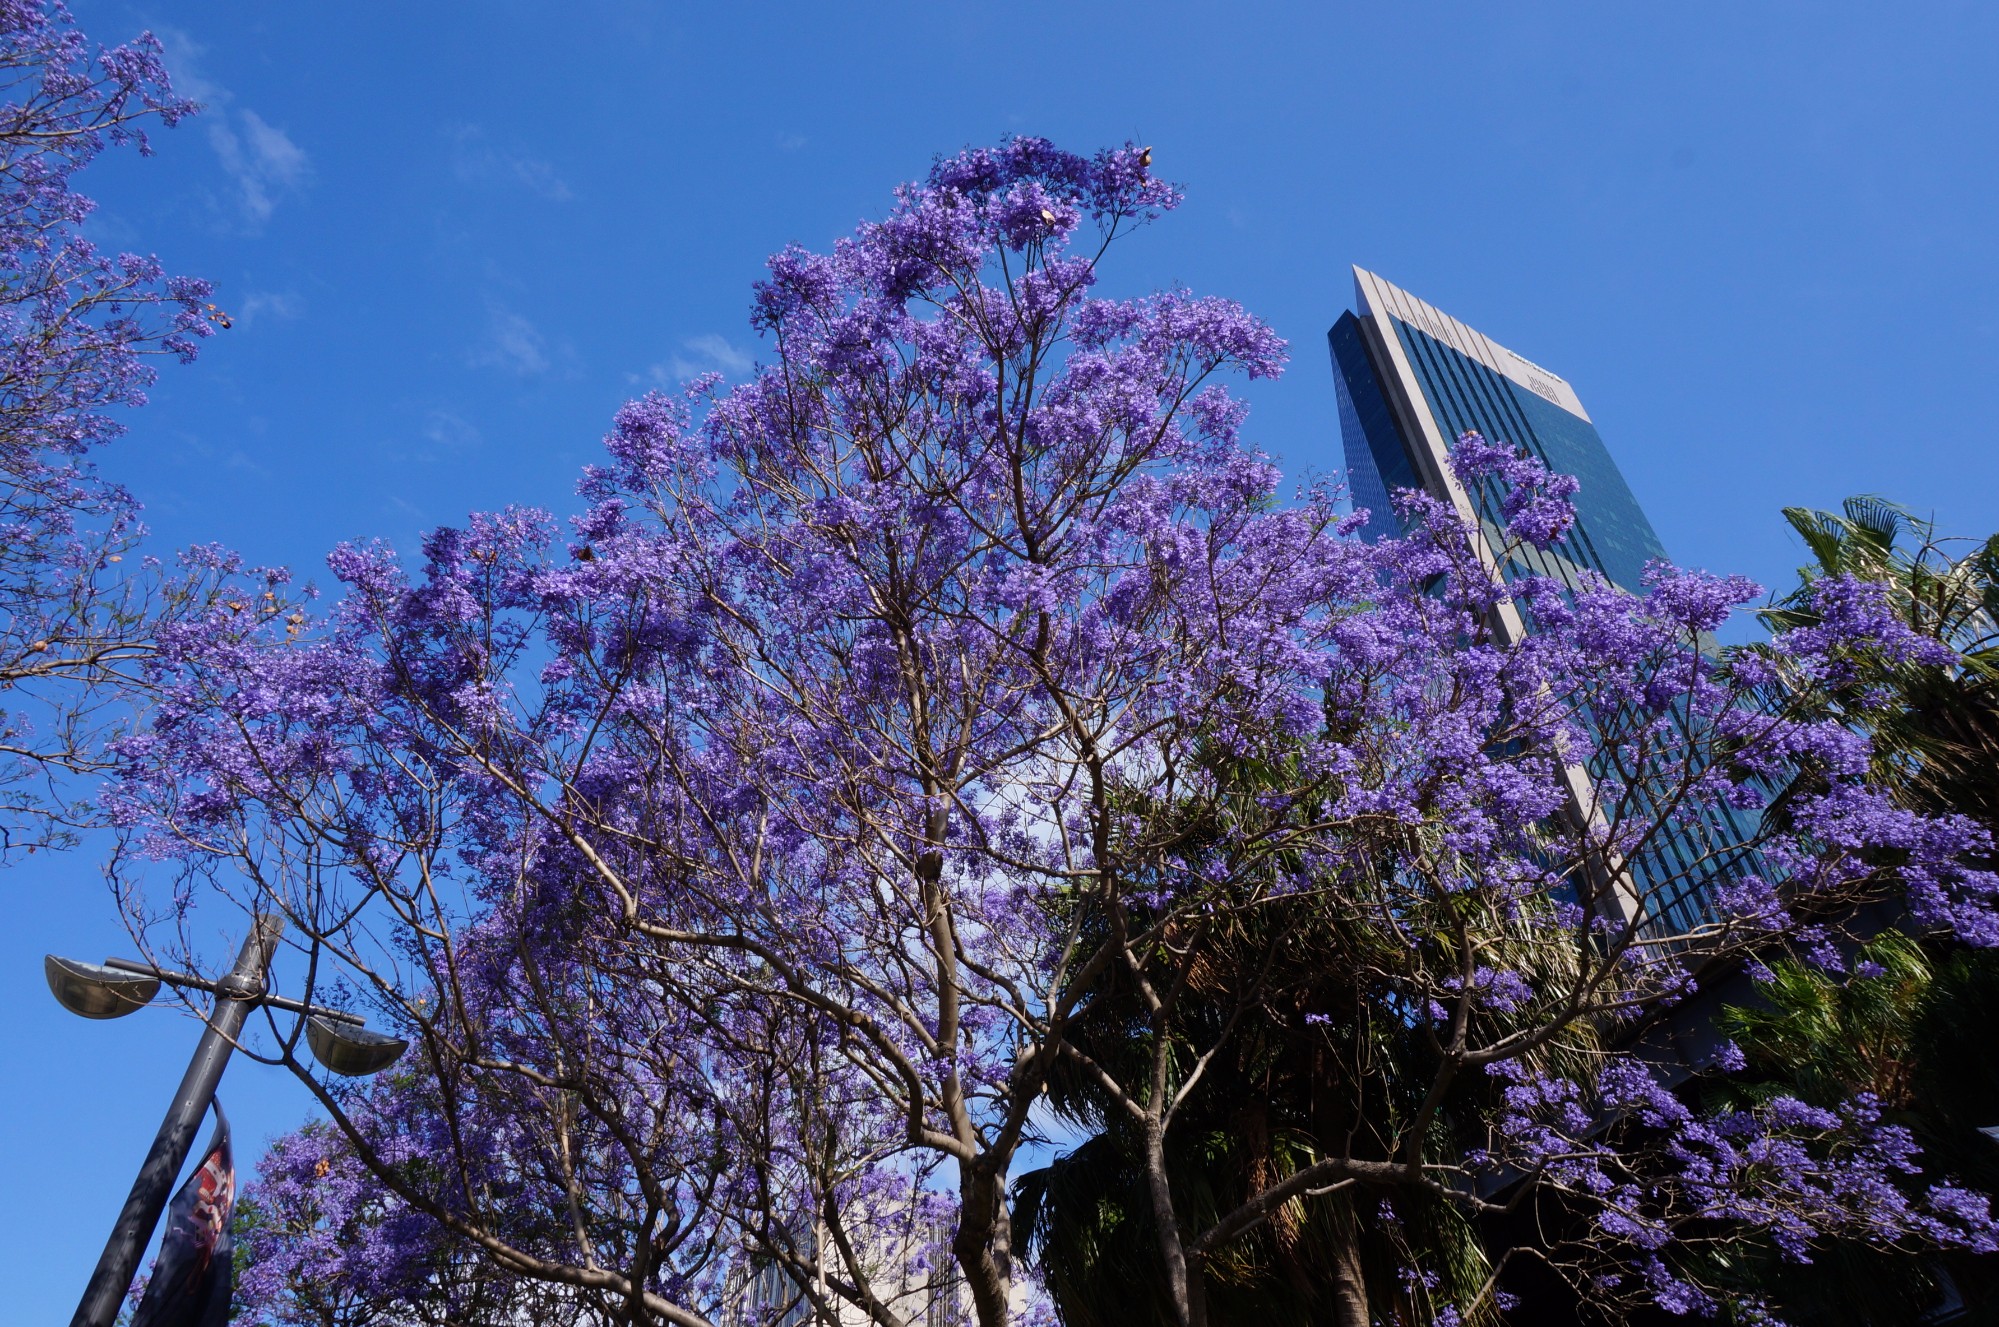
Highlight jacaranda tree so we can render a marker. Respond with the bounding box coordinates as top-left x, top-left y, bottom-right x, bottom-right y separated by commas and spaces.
0, 0, 227, 858
108, 138, 1999, 1327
